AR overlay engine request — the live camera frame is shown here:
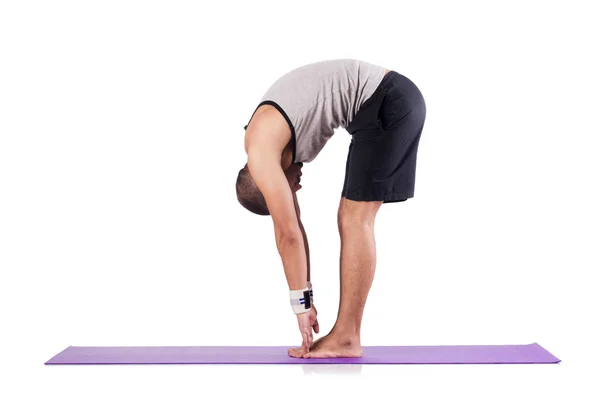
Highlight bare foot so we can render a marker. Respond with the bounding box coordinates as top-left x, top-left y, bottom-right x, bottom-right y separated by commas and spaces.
288, 332, 332, 358
302, 334, 362, 358
288, 346, 305, 358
